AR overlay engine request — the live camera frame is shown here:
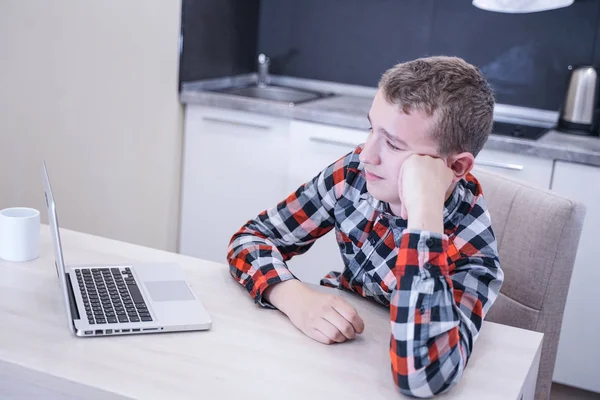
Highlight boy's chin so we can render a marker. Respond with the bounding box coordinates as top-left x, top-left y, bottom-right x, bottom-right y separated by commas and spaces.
365, 184, 398, 204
